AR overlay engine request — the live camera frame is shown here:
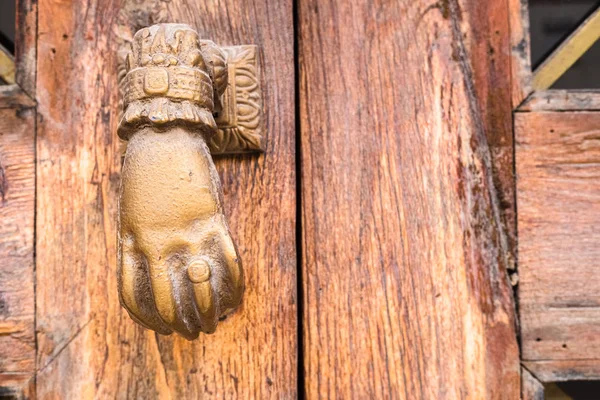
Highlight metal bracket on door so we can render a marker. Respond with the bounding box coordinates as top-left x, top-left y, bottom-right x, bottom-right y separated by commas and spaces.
211, 45, 263, 155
